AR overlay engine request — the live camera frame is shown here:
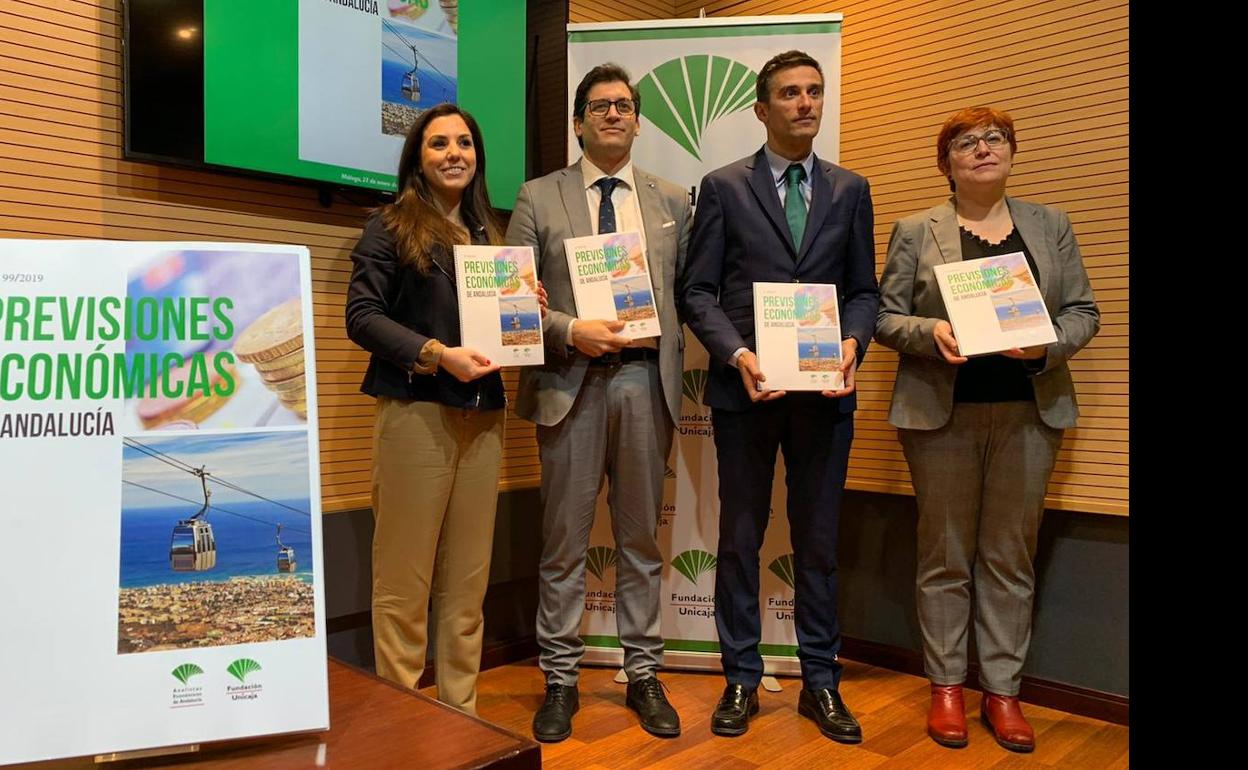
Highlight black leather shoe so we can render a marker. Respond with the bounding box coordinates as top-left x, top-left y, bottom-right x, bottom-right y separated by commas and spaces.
626, 676, 681, 737
798, 688, 862, 743
532, 683, 579, 742
711, 684, 759, 736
